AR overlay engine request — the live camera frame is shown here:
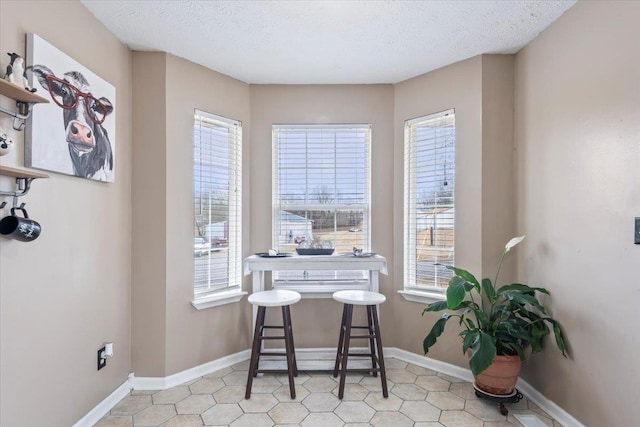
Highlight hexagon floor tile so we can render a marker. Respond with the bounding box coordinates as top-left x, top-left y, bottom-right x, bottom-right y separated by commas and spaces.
98, 357, 563, 426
